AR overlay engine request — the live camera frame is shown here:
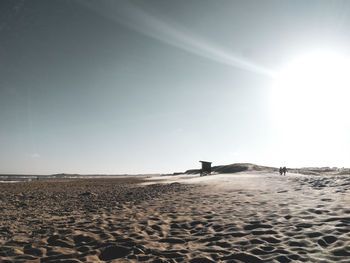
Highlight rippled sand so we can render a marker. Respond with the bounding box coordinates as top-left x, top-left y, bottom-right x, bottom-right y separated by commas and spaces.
1, 173, 350, 262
